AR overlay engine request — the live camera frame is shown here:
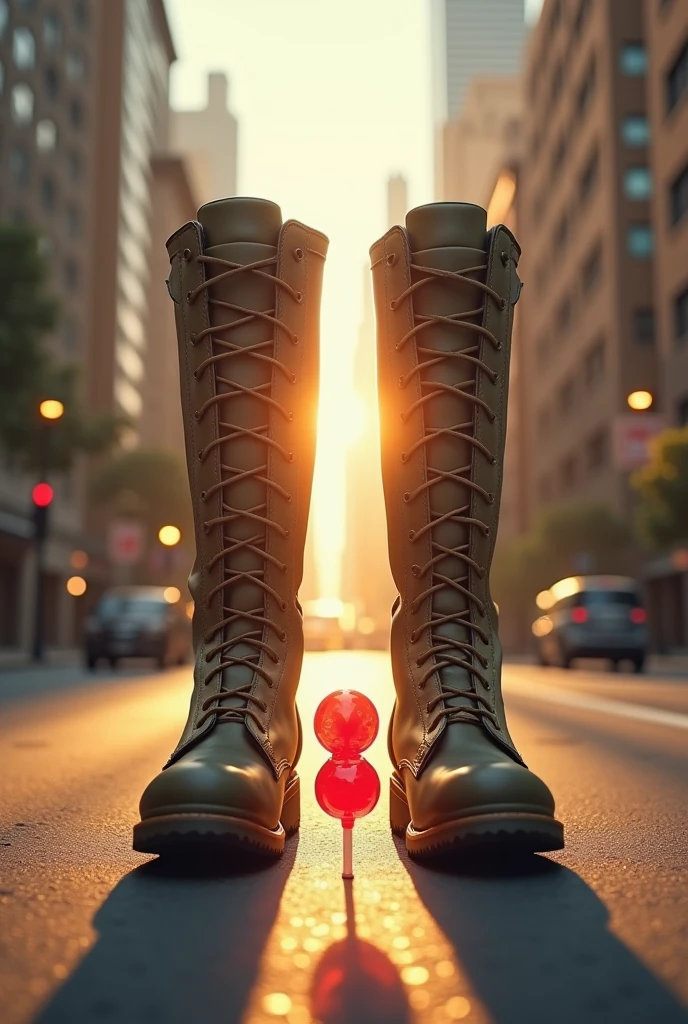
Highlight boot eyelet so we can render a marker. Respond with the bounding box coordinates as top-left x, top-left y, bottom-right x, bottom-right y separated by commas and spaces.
487, 492, 495, 504
288, 412, 294, 421
491, 457, 497, 466
281, 600, 288, 611
193, 410, 200, 421
400, 412, 407, 423
202, 522, 210, 535
291, 335, 299, 345
408, 530, 416, 541
398, 375, 405, 388
284, 529, 290, 538
290, 372, 297, 383
403, 491, 410, 503
190, 333, 197, 344
491, 372, 499, 384
193, 370, 200, 381
286, 493, 292, 503
200, 490, 207, 501
294, 247, 304, 261
484, 527, 491, 536
411, 564, 420, 576
295, 291, 303, 304
386, 253, 396, 266
500, 298, 507, 310
390, 299, 397, 311
500, 251, 509, 266
287, 452, 294, 462
197, 450, 204, 462
400, 452, 407, 463
496, 341, 503, 350
186, 291, 193, 304
182, 248, 192, 261
409, 631, 417, 643
280, 631, 287, 642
